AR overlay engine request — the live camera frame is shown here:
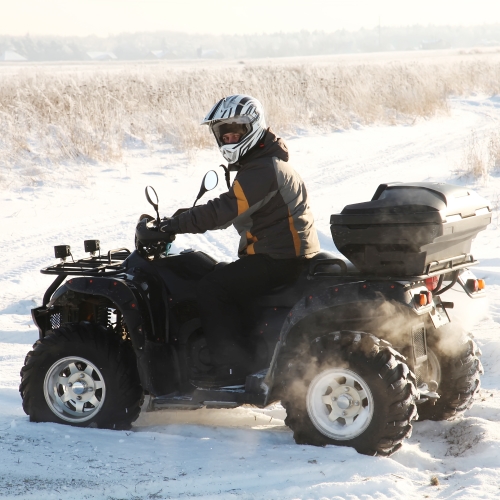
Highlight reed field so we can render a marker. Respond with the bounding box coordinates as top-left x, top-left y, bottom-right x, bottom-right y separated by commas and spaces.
1, 52, 500, 183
